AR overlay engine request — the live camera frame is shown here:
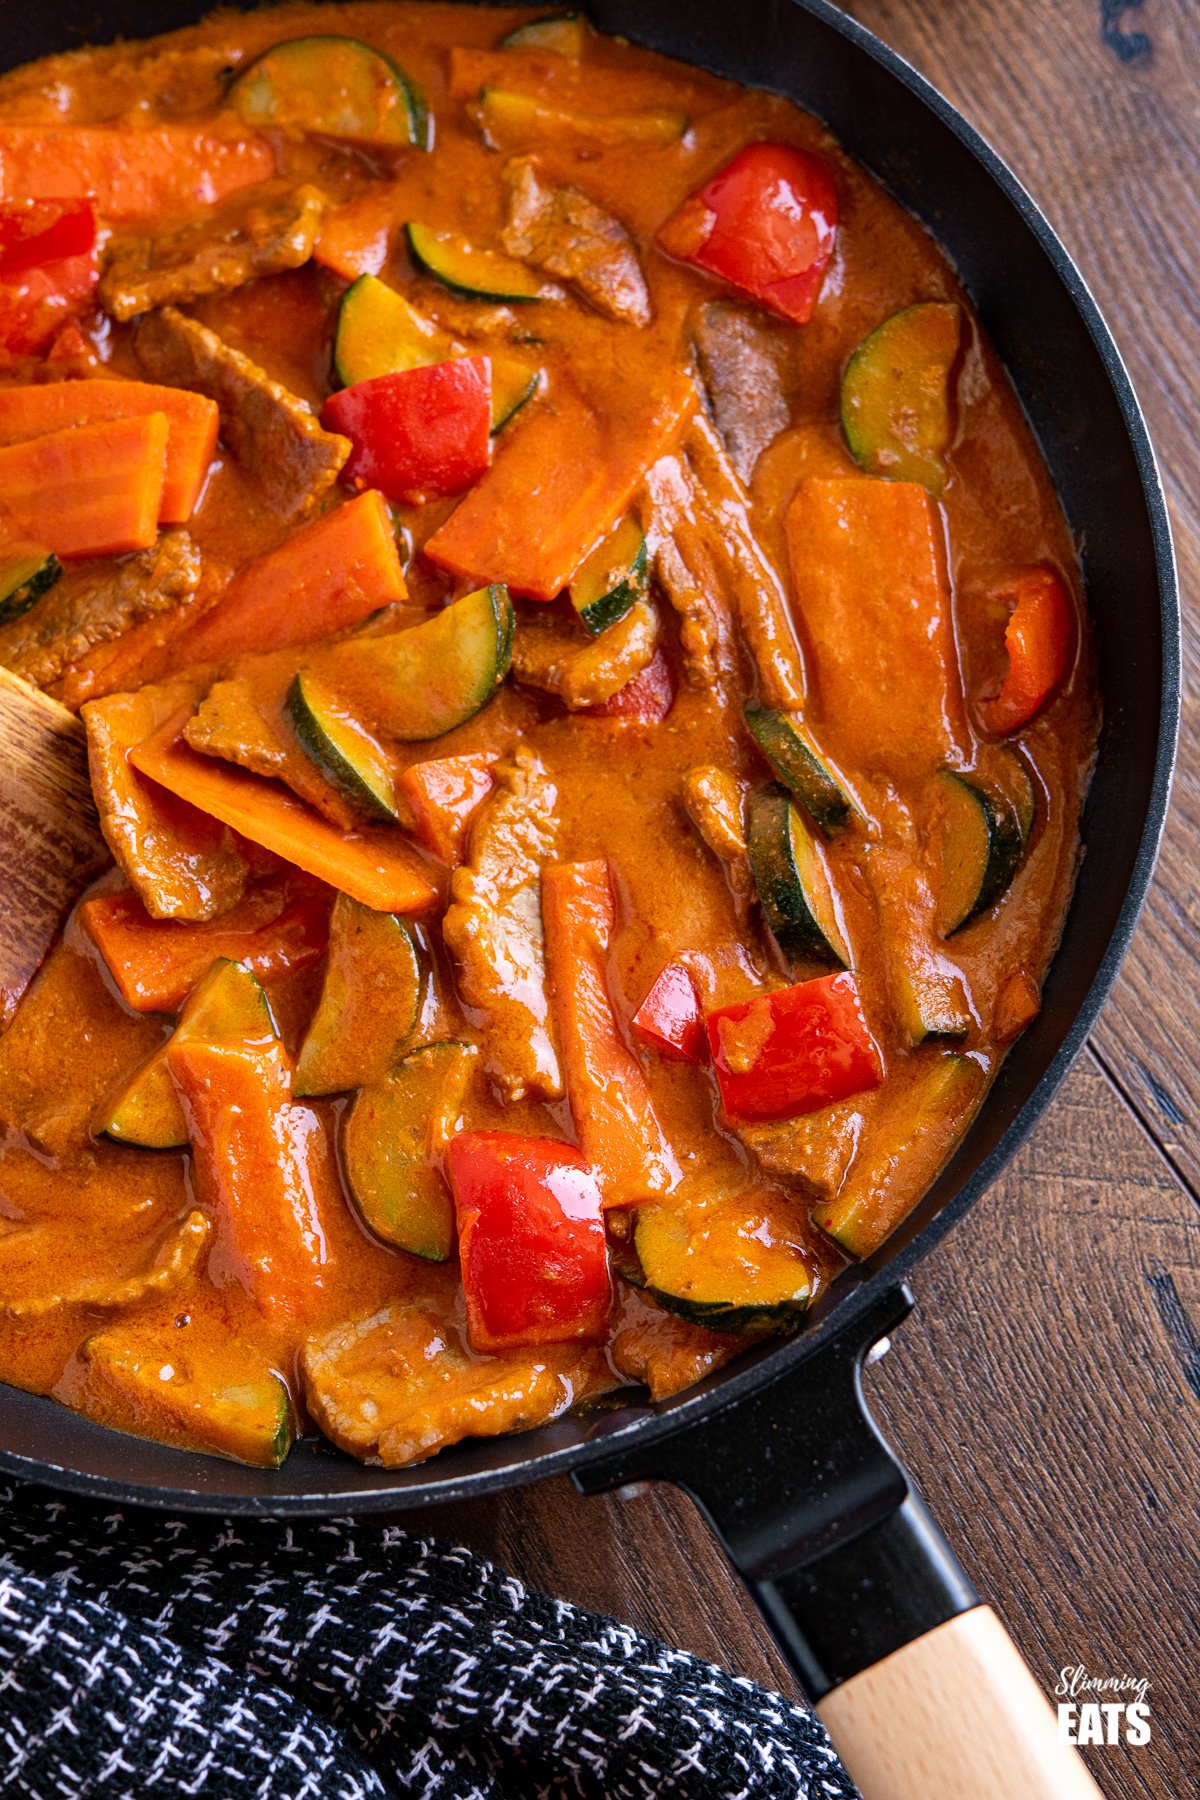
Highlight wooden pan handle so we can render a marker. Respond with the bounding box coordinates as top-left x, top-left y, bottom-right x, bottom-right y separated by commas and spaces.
817, 1605, 1104, 1800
